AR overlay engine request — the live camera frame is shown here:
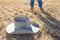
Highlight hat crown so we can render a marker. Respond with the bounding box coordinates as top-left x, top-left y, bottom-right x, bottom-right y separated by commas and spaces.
14, 15, 30, 29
